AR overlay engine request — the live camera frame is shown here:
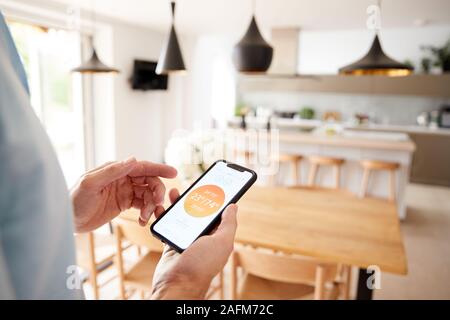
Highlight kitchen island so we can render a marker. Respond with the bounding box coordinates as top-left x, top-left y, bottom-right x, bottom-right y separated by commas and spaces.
232, 130, 416, 219
230, 116, 449, 187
